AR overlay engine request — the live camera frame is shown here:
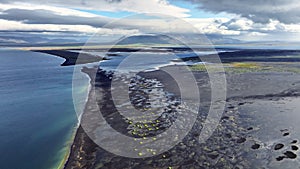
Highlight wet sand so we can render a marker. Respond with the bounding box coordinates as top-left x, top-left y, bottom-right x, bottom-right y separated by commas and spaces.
64, 58, 300, 168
